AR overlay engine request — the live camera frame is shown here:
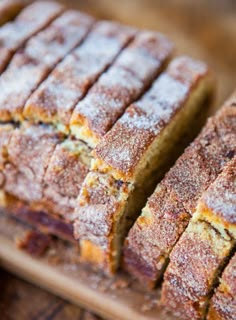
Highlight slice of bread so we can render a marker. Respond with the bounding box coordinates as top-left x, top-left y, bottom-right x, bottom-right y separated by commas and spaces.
92, 56, 213, 183
23, 21, 135, 133
161, 157, 236, 320
74, 56, 214, 274
207, 252, 236, 320
0, 10, 94, 122
70, 31, 173, 147
123, 94, 236, 288
42, 139, 92, 220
